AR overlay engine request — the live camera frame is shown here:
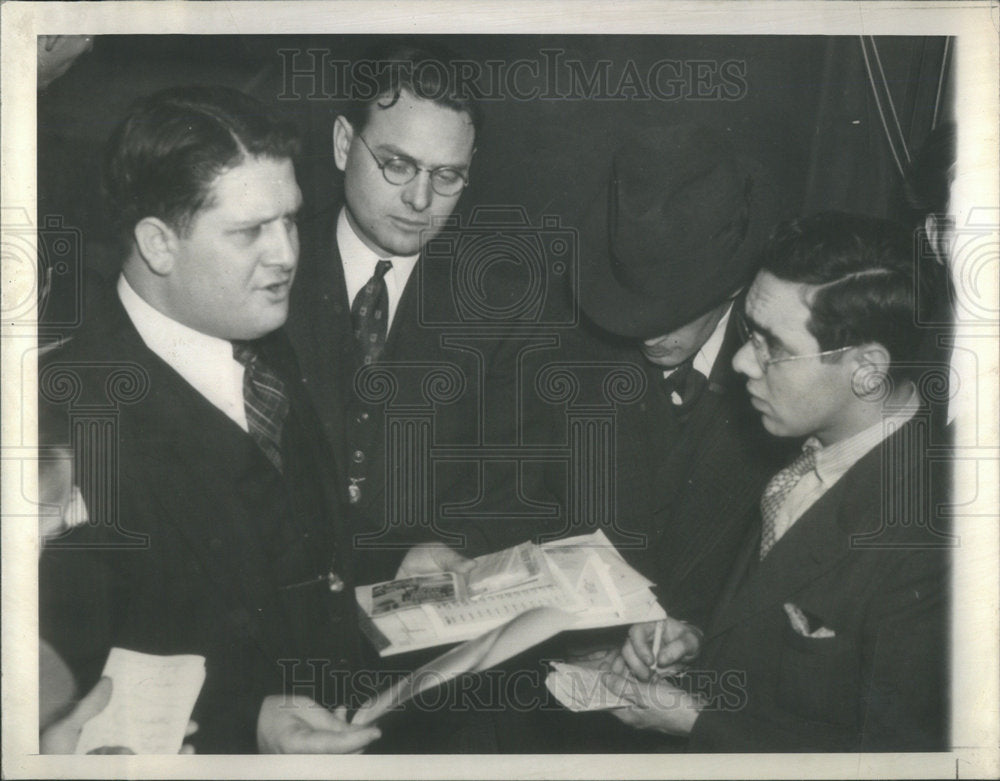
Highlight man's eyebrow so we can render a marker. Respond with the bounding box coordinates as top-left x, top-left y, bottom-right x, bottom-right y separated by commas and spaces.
227, 202, 302, 229
744, 313, 783, 346
374, 142, 469, 171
